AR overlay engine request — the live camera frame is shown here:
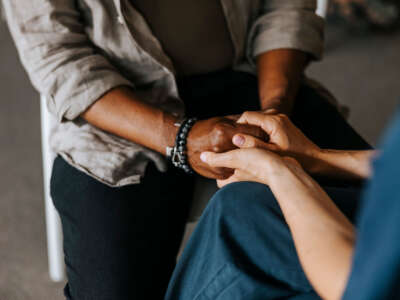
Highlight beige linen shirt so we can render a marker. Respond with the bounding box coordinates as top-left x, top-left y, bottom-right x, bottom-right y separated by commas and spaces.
2, 0, 324, 187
